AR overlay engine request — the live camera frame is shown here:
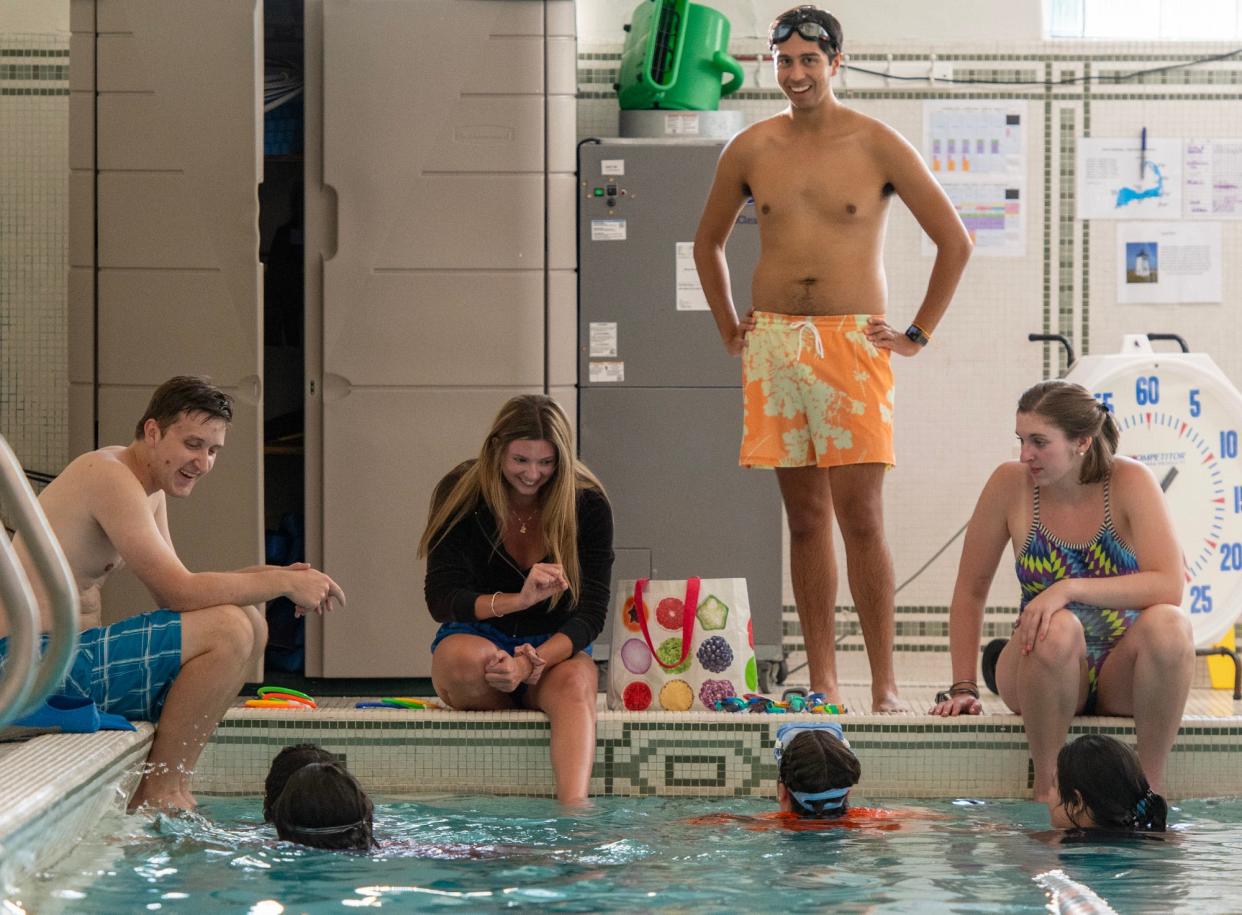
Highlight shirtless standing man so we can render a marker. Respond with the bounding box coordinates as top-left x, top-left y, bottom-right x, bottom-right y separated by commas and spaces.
0, 376, 345, 809
693, 6, 971, 711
